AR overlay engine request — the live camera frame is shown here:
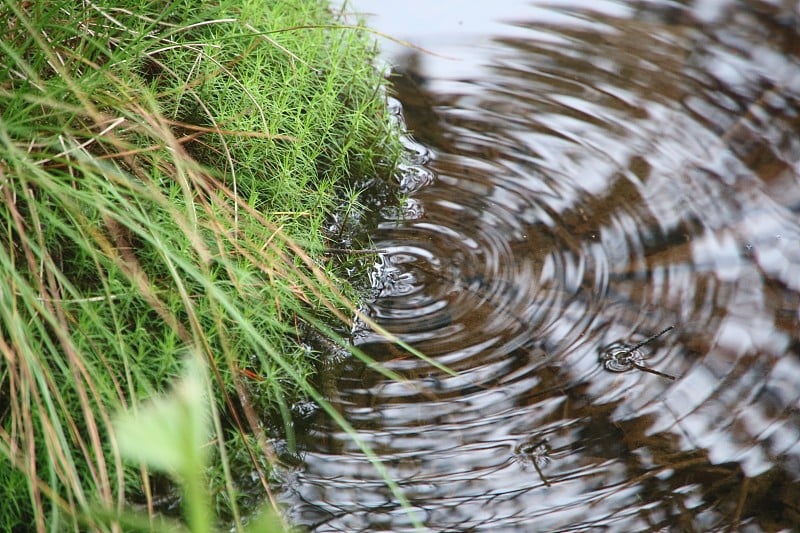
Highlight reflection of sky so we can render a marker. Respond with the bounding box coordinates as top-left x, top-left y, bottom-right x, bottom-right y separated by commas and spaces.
343, 0, 536, 80
309, 1, 800, 528
346, 0, 800, 460
344, 0, 531, 48
344, 0, 644, 49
